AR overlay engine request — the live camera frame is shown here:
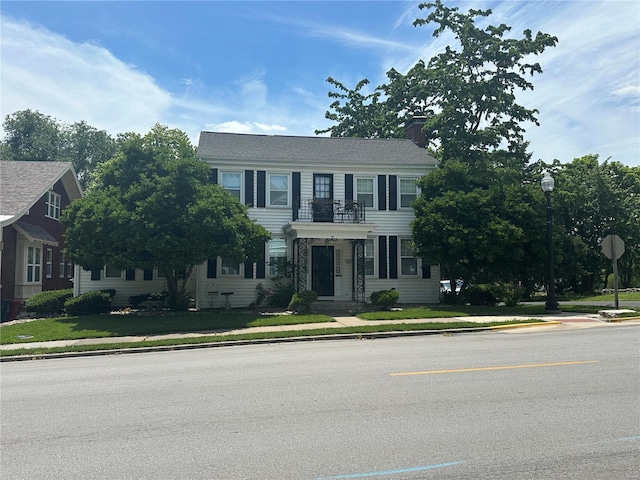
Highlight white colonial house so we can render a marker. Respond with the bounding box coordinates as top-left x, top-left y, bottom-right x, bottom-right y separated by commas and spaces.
74, 118, 441, 309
